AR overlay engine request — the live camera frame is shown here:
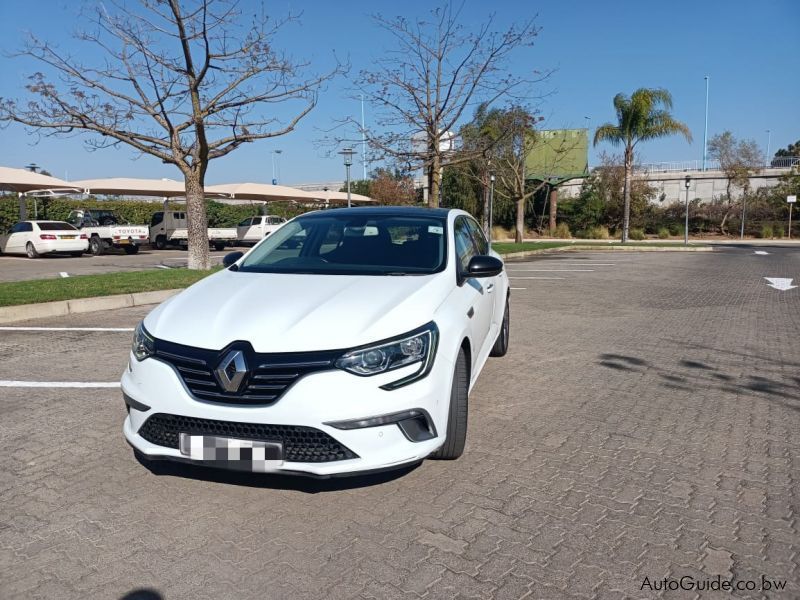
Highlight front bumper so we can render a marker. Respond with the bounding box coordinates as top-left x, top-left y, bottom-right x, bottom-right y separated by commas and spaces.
122, 350, 453, 476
